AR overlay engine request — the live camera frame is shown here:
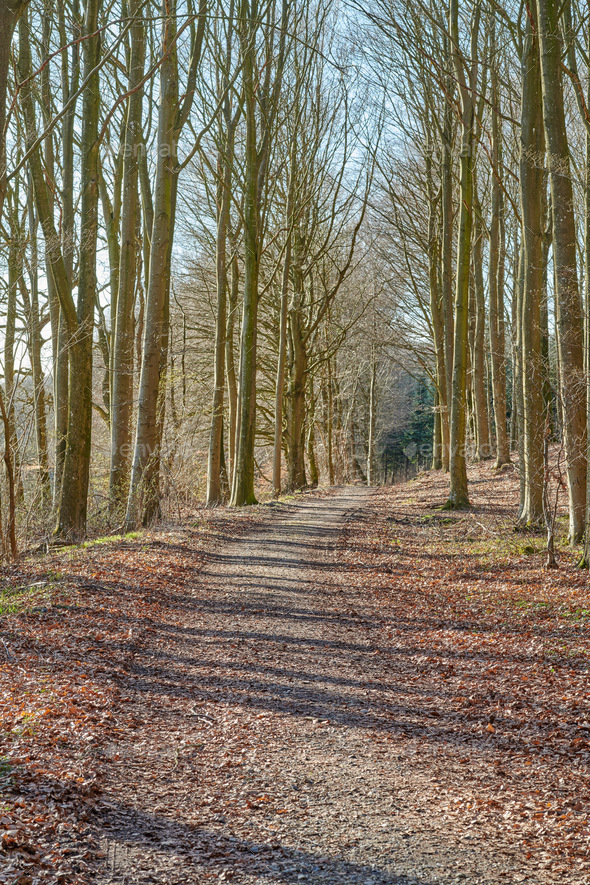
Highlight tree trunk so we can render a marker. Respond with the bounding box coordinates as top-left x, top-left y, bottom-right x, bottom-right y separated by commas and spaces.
518, 11, 546, 529
56, 0, 101, 539
287, 296, 307, 491
226, 247, 239, 488
441, 48, 455, 436
110, 1, 145, 508
536, 0, 587, 543
489, 30, 510, 468
446, 0, 480, 509
230, 5, 260, 506
367, 353, 377, 482
0, 1, 27, 218
272, 153, 295, 497
472, 205, 490, 460
207, 152, 231, 505
427, 140, 449, 470
126, 3, 179, 527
